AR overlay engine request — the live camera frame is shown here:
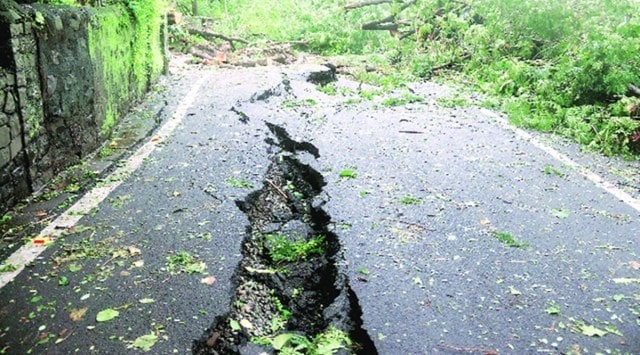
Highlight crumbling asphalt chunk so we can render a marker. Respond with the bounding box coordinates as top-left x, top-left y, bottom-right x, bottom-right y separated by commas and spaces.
306, 63, 337, 86
250, 76, 293, 102
193, 123, 376, 355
